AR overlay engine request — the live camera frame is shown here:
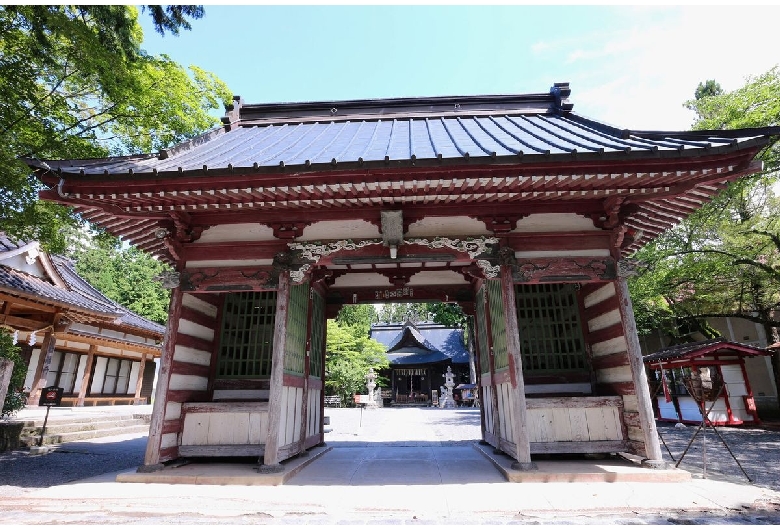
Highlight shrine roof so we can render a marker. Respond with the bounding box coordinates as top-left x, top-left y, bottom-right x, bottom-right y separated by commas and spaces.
643, 337, 771, 364
27, 83, 780, 263
26, 84, 776, 178
371, 322, 470, 365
